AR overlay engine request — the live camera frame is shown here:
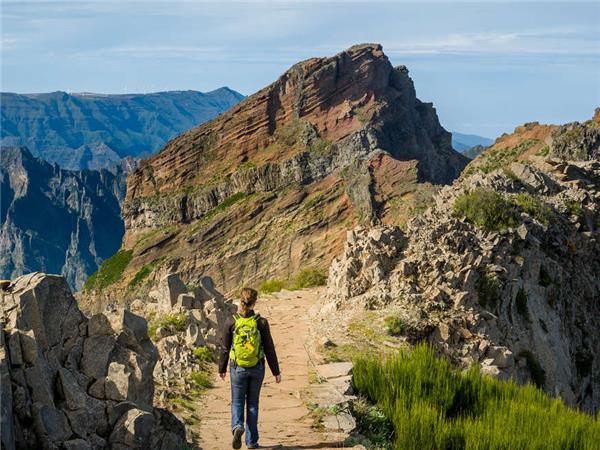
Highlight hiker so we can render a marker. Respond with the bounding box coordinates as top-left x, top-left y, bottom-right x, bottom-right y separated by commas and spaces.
219, 287, 281, 449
